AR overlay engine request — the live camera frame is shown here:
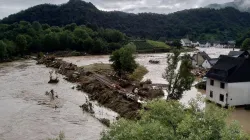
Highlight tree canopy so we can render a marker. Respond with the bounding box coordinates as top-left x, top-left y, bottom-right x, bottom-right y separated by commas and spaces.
241, 38, 250, 50
1, 0, 250, 41
163, 51, 195, 100
109, 44, 137, 76
0, 21, 127, 60
102, 98, 249, 140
